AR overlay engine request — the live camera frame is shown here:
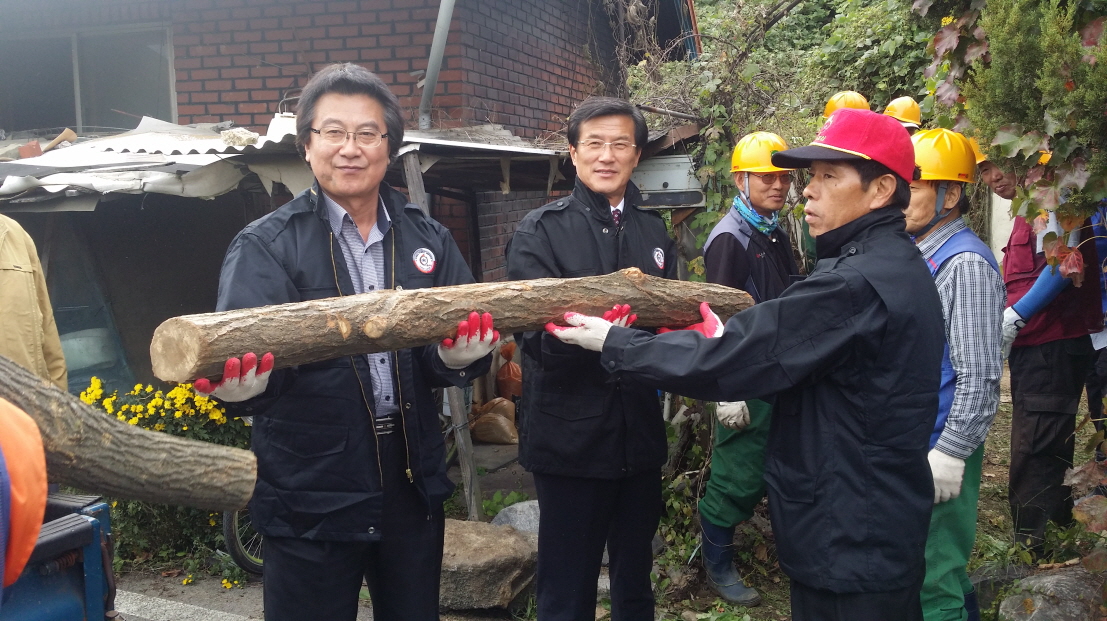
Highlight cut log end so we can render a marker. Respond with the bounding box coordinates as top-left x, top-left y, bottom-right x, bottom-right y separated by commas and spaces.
150, 318, 202, 384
